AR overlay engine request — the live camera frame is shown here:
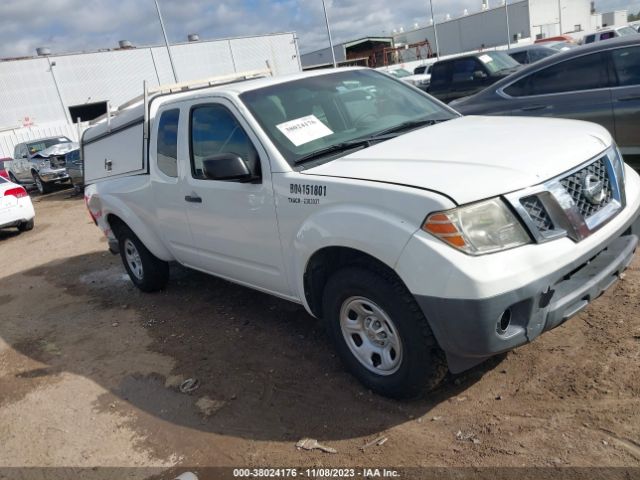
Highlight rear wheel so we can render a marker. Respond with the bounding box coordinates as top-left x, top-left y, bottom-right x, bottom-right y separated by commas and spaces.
116, 224, 169, 292
17, 218, 34, 232
32, 172, 51, 194
322, 266, 447, 398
